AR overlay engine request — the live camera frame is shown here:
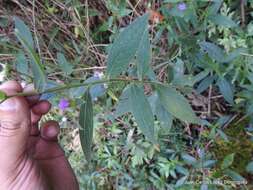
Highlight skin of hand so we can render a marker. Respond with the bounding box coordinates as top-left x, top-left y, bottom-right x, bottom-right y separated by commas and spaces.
0, 81, 79, 190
